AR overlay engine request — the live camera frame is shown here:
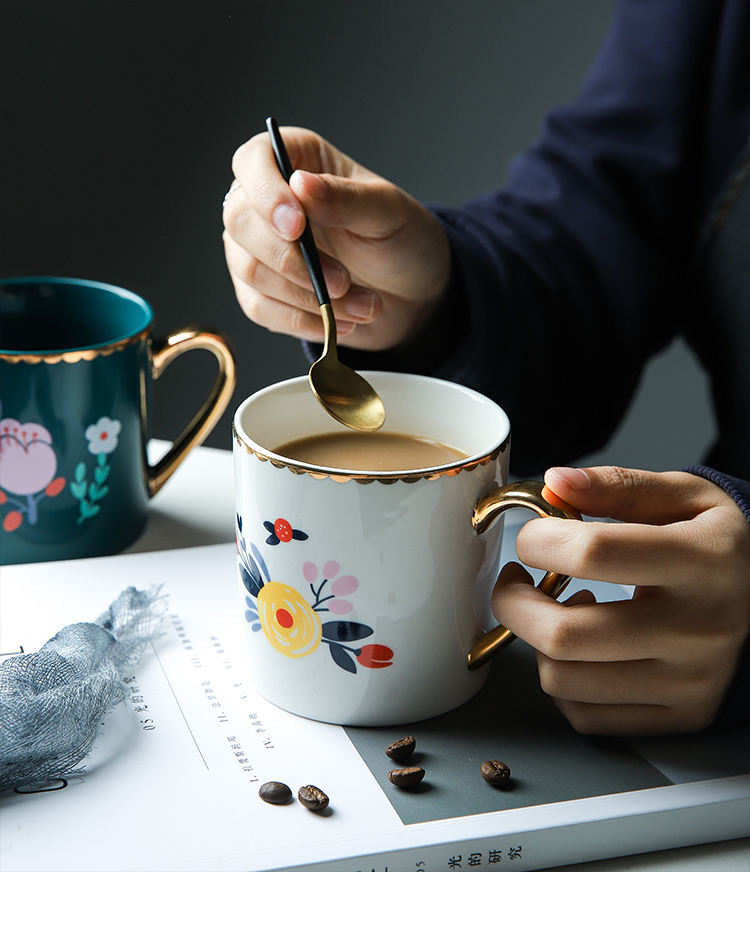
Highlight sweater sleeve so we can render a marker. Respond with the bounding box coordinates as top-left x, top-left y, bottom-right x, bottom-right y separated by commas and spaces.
332, 0, 748, 476
424, 0, 748, 474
